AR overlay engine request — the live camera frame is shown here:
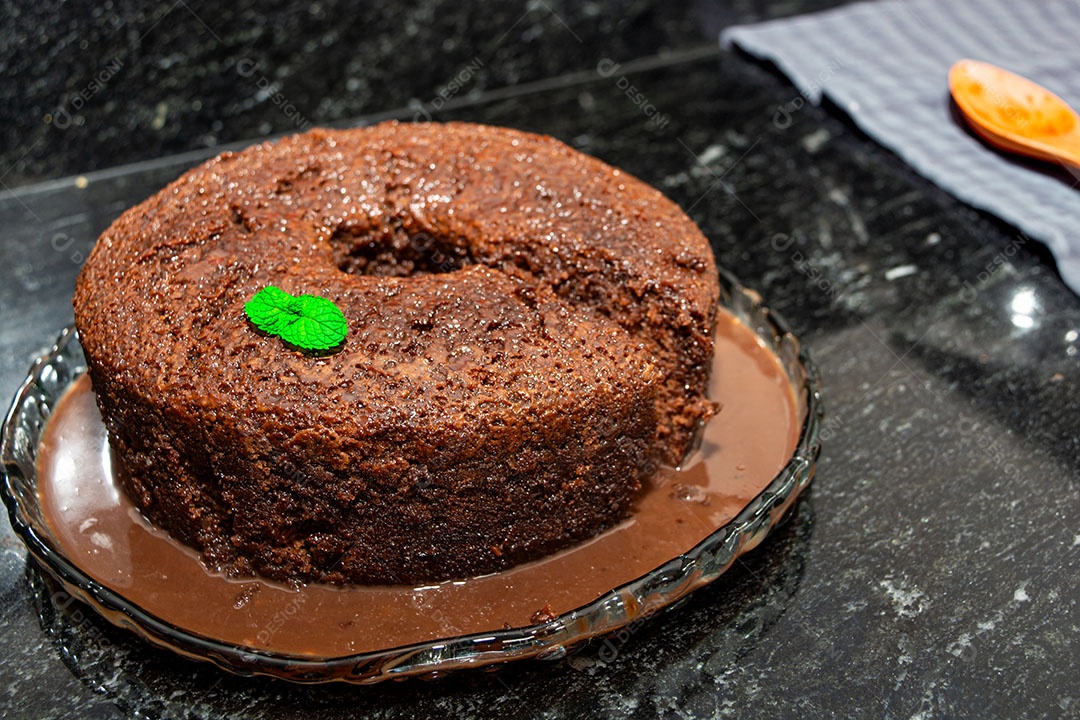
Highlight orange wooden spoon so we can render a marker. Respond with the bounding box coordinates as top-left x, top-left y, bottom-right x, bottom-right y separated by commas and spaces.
949, 59, 1080, 169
